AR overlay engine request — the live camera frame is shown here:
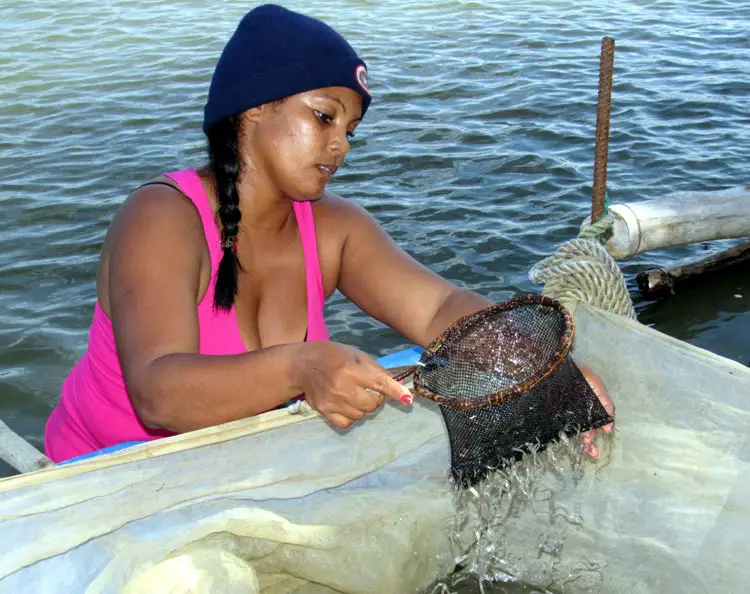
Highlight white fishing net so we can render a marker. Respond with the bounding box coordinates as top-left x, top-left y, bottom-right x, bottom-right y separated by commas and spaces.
0, 303, 748, 593
0, 397, 456, 594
